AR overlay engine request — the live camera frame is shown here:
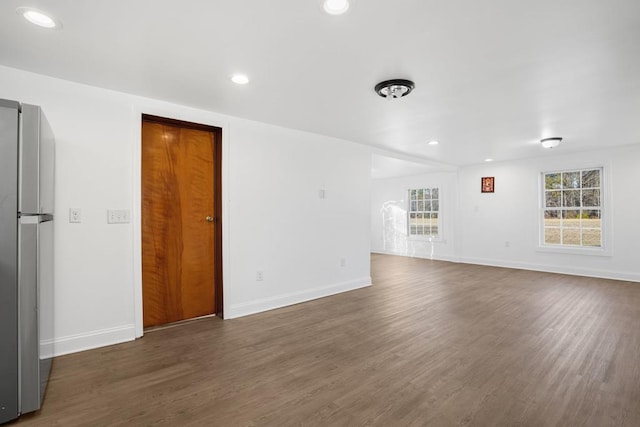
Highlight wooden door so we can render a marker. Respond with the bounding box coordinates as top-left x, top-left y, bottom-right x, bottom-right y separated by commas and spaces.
141, 116, 222, 328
